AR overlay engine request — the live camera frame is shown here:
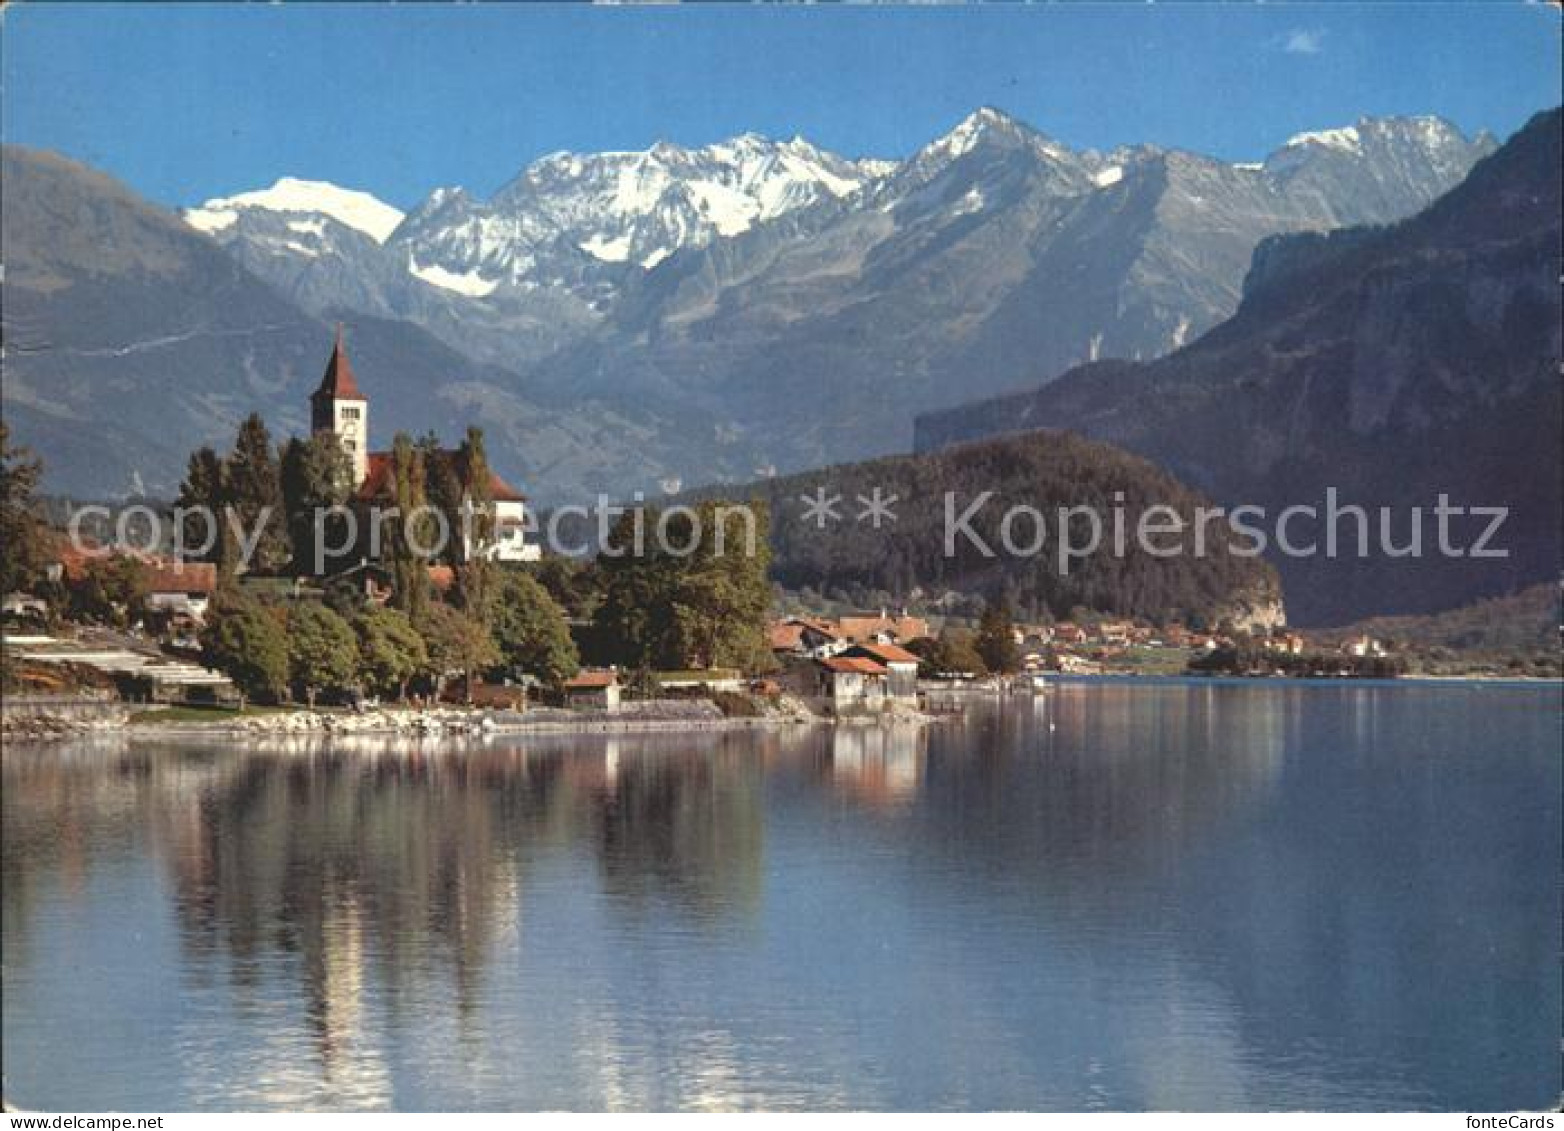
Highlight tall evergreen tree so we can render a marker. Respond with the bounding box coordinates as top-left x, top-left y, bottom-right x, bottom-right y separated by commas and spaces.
593, 508, 682, 669
418, 431, 463, 566
175, 445, 236, 578
280, 432, 353, 576
225, 414, 288, 574
387, 432, 431, 620
0, 423, 46, 595
976, 599, 1022, 674
453, 426, 496, 617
